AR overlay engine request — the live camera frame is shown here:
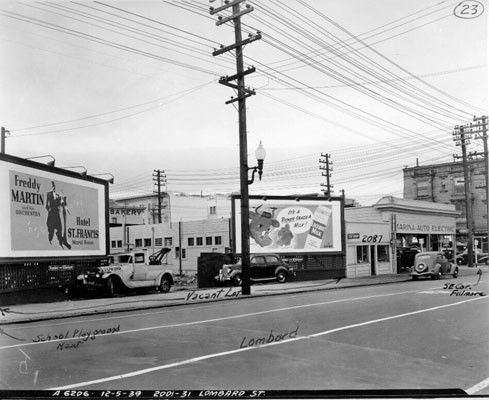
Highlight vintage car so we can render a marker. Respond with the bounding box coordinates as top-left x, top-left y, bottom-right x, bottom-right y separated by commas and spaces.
410, 251, 459, 280
215, 254, 295, 286
455, 250, 488, 265
78, 248, 174, 297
